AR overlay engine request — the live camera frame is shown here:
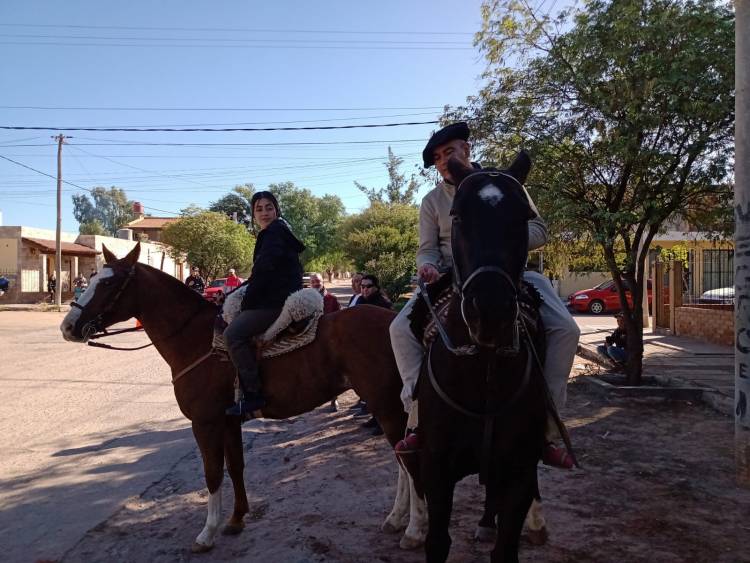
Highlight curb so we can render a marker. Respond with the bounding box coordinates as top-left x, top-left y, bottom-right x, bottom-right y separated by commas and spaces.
575, 342, 732, 416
